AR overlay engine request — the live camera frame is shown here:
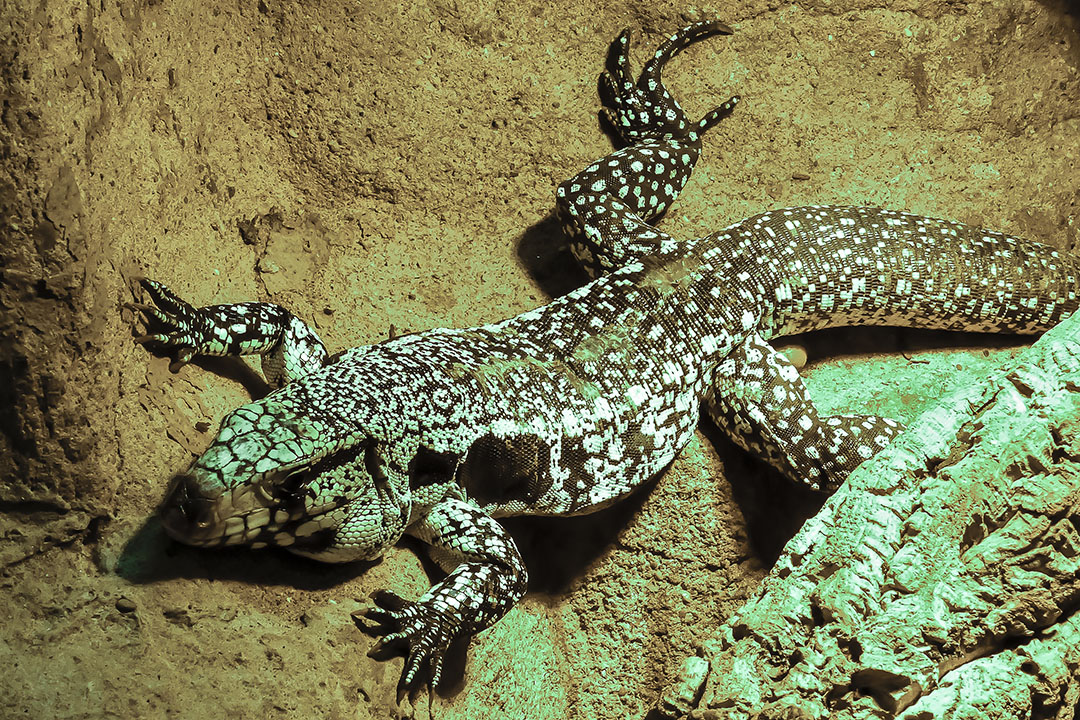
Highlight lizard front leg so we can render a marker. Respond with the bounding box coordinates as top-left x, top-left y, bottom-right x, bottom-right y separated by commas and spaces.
357, 497, 528, 688
129, 278, 328, 387
557, 21, 738, 275
599, 19, 736, 146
